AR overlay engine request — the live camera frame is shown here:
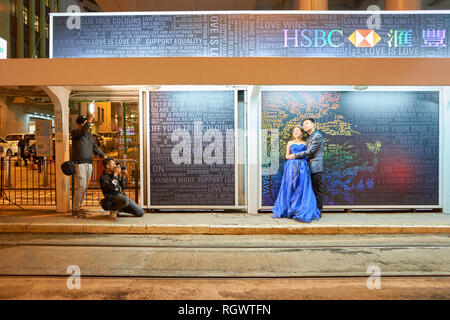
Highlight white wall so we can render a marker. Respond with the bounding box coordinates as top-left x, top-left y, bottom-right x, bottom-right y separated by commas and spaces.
0, 97, 54, 137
